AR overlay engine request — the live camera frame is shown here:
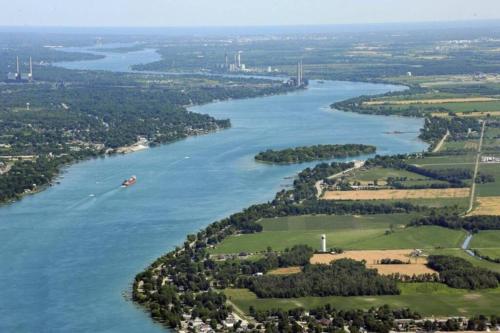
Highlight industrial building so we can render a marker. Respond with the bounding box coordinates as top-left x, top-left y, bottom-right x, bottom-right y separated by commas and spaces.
6, 56, 34, 83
